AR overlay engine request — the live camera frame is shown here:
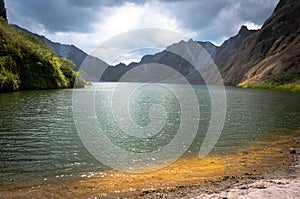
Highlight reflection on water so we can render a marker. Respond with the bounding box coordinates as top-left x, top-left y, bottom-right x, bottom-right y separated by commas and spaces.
0, 83, 300, 190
